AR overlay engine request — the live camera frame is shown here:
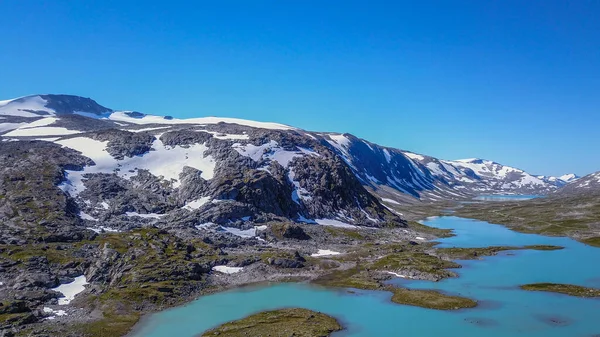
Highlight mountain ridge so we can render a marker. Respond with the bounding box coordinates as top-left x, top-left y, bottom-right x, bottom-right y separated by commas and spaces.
0, 94, 581, 208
